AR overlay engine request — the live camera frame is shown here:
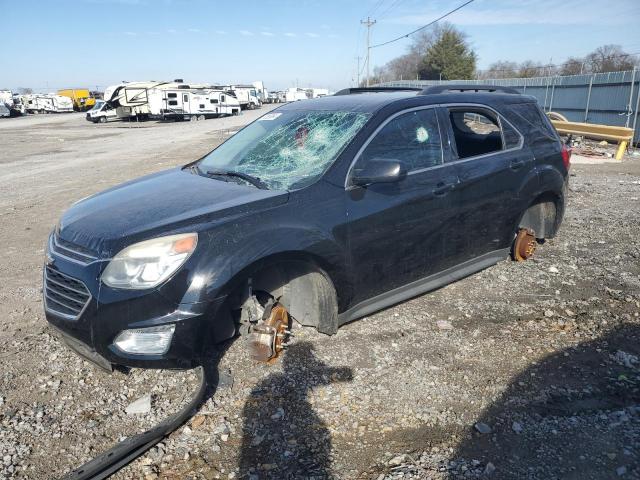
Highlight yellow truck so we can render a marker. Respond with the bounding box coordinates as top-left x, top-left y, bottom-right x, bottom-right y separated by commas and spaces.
57, 89, 96, 111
